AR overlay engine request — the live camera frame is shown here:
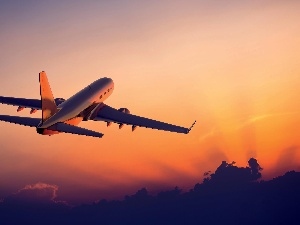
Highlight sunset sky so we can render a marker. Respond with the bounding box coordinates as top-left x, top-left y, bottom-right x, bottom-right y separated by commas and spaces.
0, 0, 300, 204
